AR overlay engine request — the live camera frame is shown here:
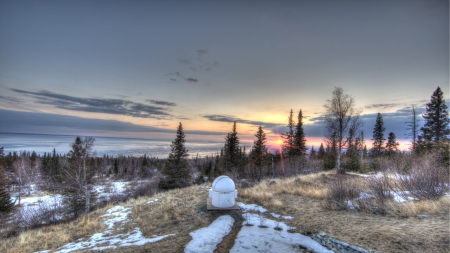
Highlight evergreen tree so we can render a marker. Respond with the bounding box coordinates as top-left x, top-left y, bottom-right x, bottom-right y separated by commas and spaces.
0, 170, 14, 214
371, 113, 385, 156
363, 145, 368, 159
281, 109, 296, 157
309, 146, 317, 159
222, 122, 240, 170
343, 127, 361, 171
159, 123, 191, 189
292, 109, 308, 156
317, 143, 326, 160
420, 87, 450, 142
249, 126, 268, 179
323, 133, 338, 170
386, 132, 399, 155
